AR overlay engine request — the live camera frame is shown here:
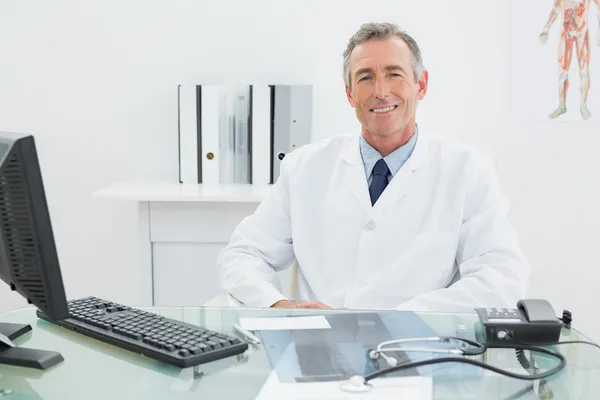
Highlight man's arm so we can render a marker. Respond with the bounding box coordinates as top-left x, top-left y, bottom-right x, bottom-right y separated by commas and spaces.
218, 153, 331, 309
396, 157, 531, 313
217, 157, 295, 307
